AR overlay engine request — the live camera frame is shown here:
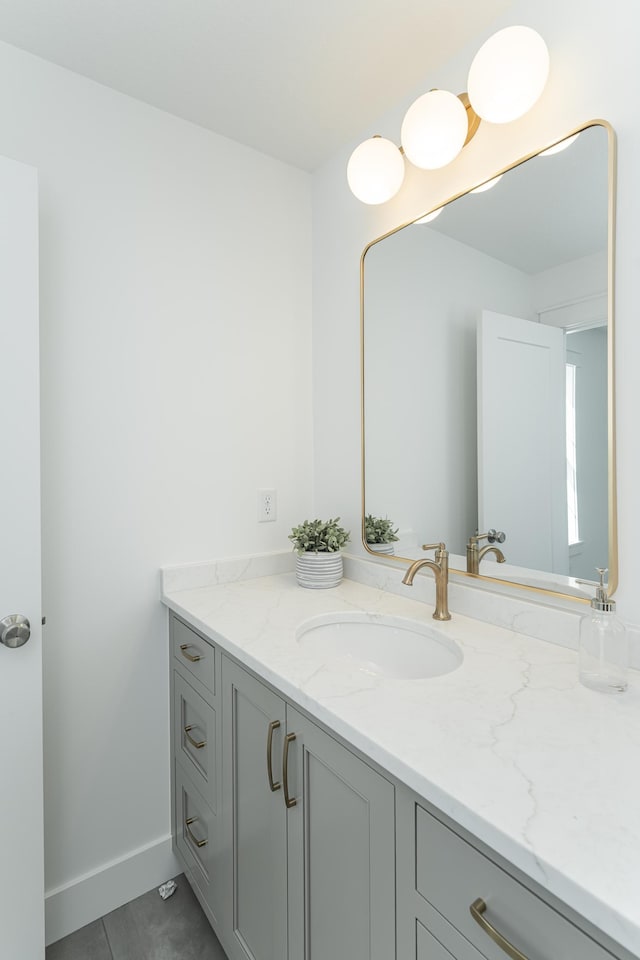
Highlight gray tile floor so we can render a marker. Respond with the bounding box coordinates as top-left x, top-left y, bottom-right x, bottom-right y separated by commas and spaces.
46, 875, 228, 960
